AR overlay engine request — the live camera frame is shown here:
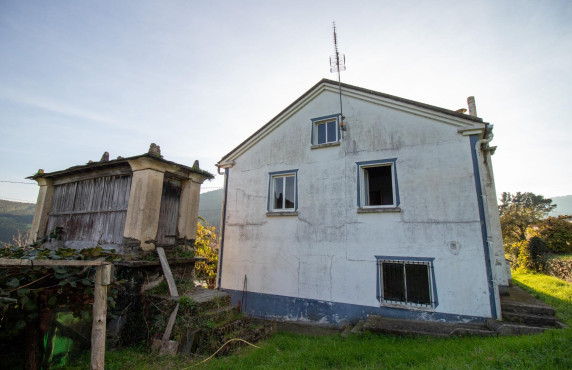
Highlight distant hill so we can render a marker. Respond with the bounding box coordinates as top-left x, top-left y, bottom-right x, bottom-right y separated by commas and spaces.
550, 195, 572, 216
199, 189, 223, 231
0, 199, 35, 244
